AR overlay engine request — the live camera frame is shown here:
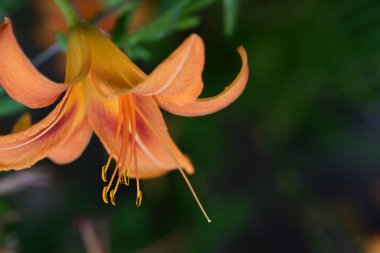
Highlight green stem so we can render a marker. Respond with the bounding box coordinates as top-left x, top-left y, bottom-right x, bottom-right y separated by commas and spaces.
54, 0, 78, 27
